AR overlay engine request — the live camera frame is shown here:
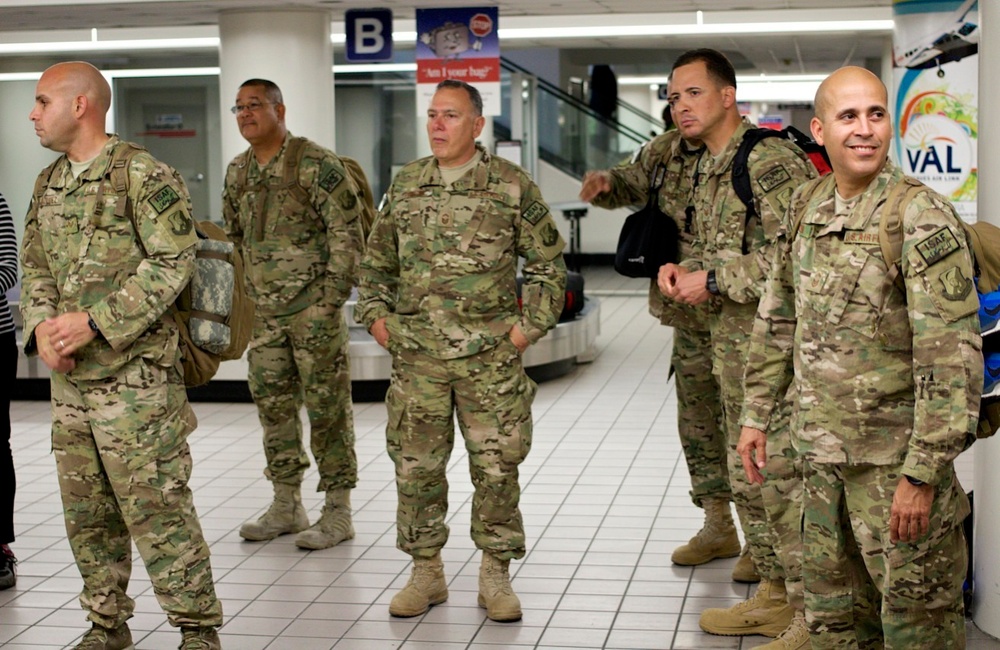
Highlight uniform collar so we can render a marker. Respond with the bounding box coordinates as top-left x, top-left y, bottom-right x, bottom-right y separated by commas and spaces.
416, 143, 493, 190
